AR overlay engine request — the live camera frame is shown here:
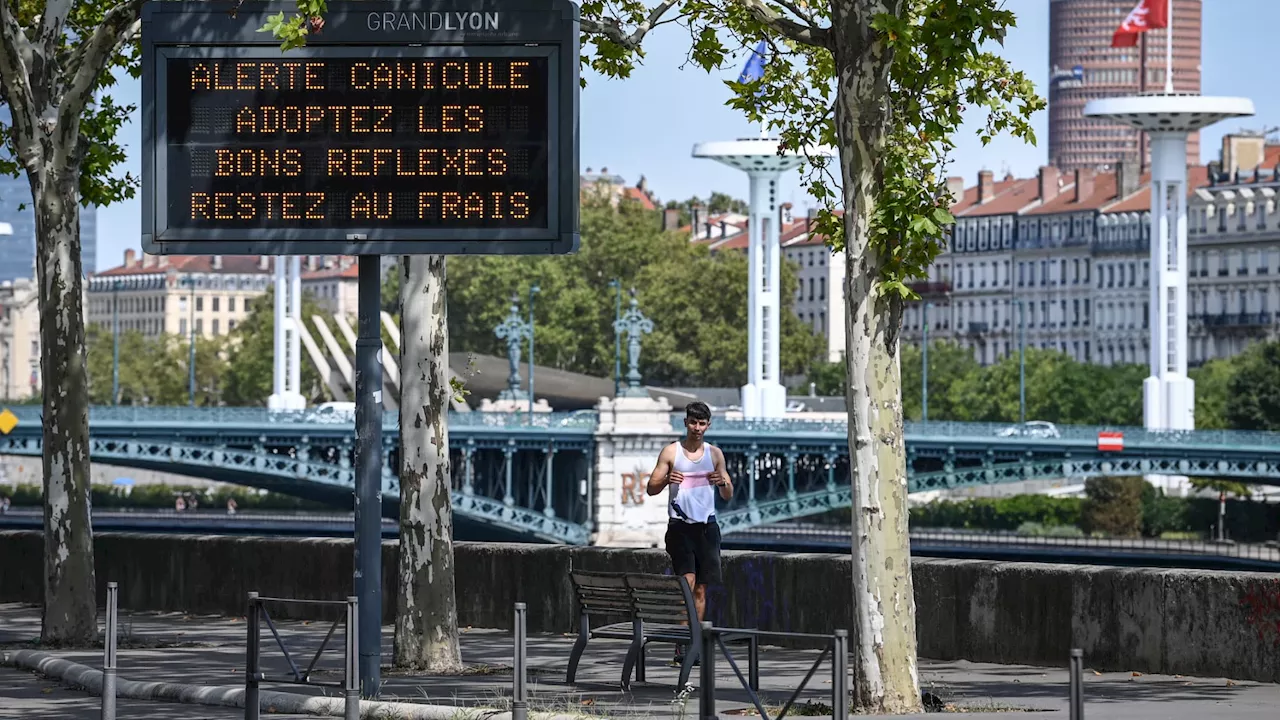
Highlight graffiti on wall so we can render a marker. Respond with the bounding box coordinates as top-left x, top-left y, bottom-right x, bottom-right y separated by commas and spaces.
706, 555, 793, 633
620, 471, 648, 506
1240, 579, 1280, 646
